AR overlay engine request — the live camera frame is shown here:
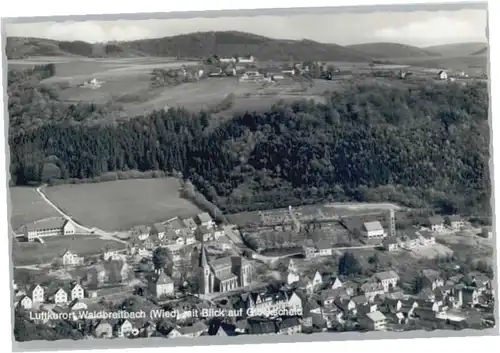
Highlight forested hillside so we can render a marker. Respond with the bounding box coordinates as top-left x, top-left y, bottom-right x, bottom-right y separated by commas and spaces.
8, 66, 491, 216
7, 31, 372, 61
